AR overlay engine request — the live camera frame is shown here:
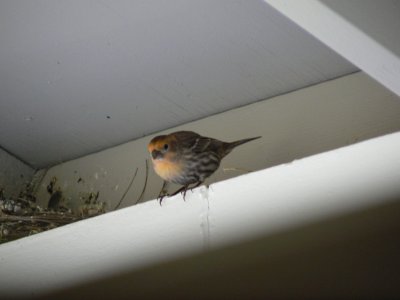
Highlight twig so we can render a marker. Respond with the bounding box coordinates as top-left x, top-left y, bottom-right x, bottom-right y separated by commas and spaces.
16, 198, 34, 205
114, 168, 139, 210
134, 159, 149, 205
0, 214, 80, 225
